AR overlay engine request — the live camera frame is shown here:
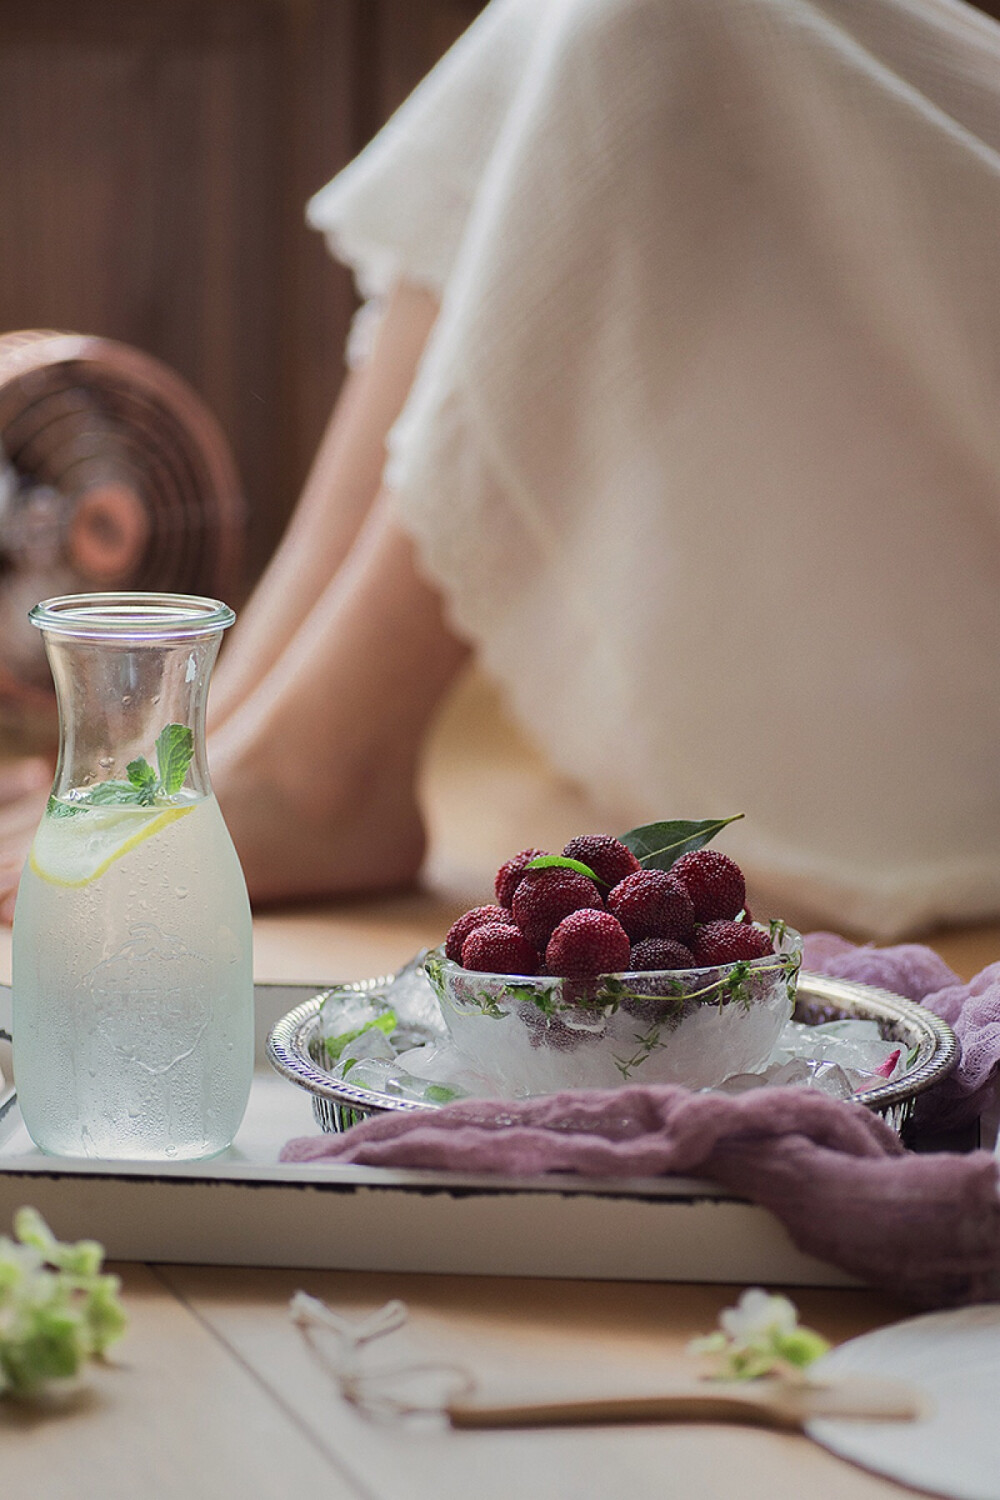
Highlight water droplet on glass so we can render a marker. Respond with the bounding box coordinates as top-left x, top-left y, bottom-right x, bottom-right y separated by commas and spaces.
99, 756, 113, 769
174, 887, 188, 900
122, 694, 132, 706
